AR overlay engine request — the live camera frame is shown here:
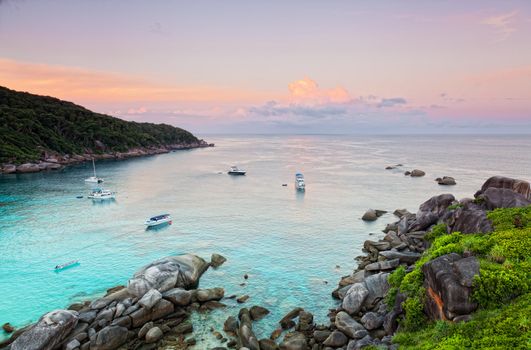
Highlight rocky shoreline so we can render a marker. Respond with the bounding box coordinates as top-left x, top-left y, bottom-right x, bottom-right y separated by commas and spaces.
0, 140, 214, 174
1, 176, 530, 350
